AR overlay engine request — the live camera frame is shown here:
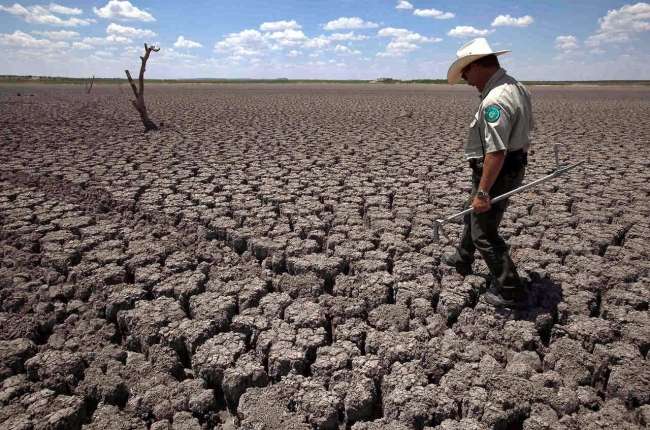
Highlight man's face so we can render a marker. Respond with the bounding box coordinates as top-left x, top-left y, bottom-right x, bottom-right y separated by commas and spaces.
461, 60, 494, 92
461, 62, 479, 87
